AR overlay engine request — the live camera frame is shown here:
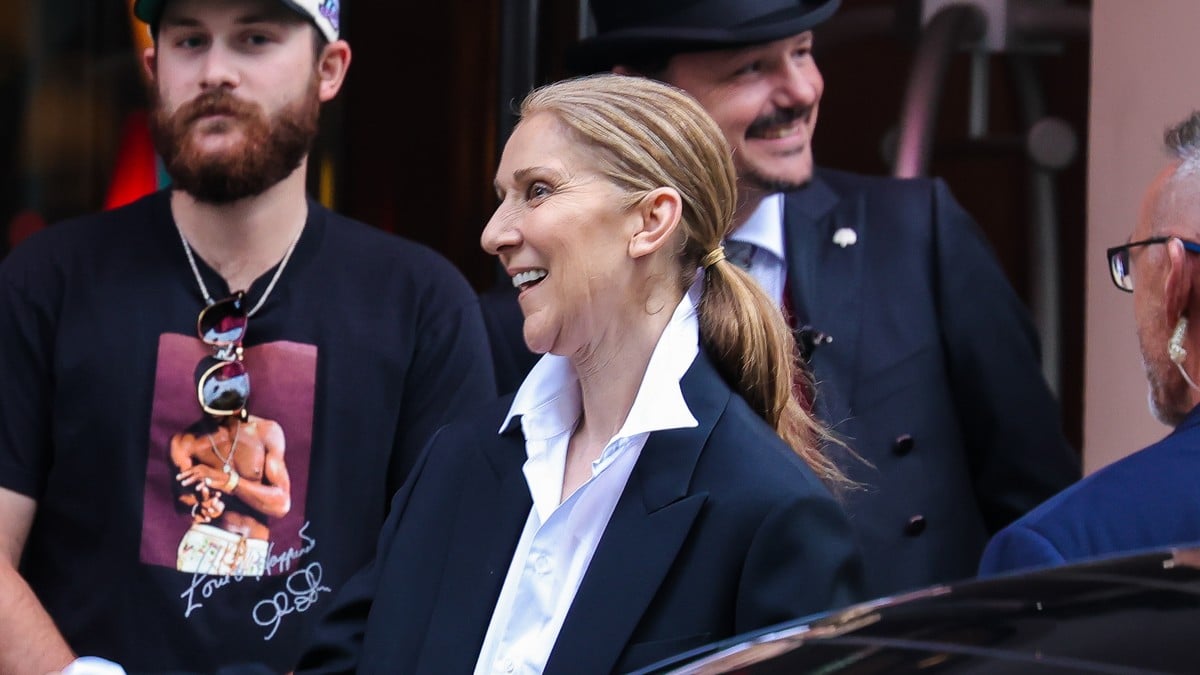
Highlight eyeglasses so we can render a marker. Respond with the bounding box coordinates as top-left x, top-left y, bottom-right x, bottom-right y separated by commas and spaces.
194, 292, 250, 419
1106, 237, 1200, 292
